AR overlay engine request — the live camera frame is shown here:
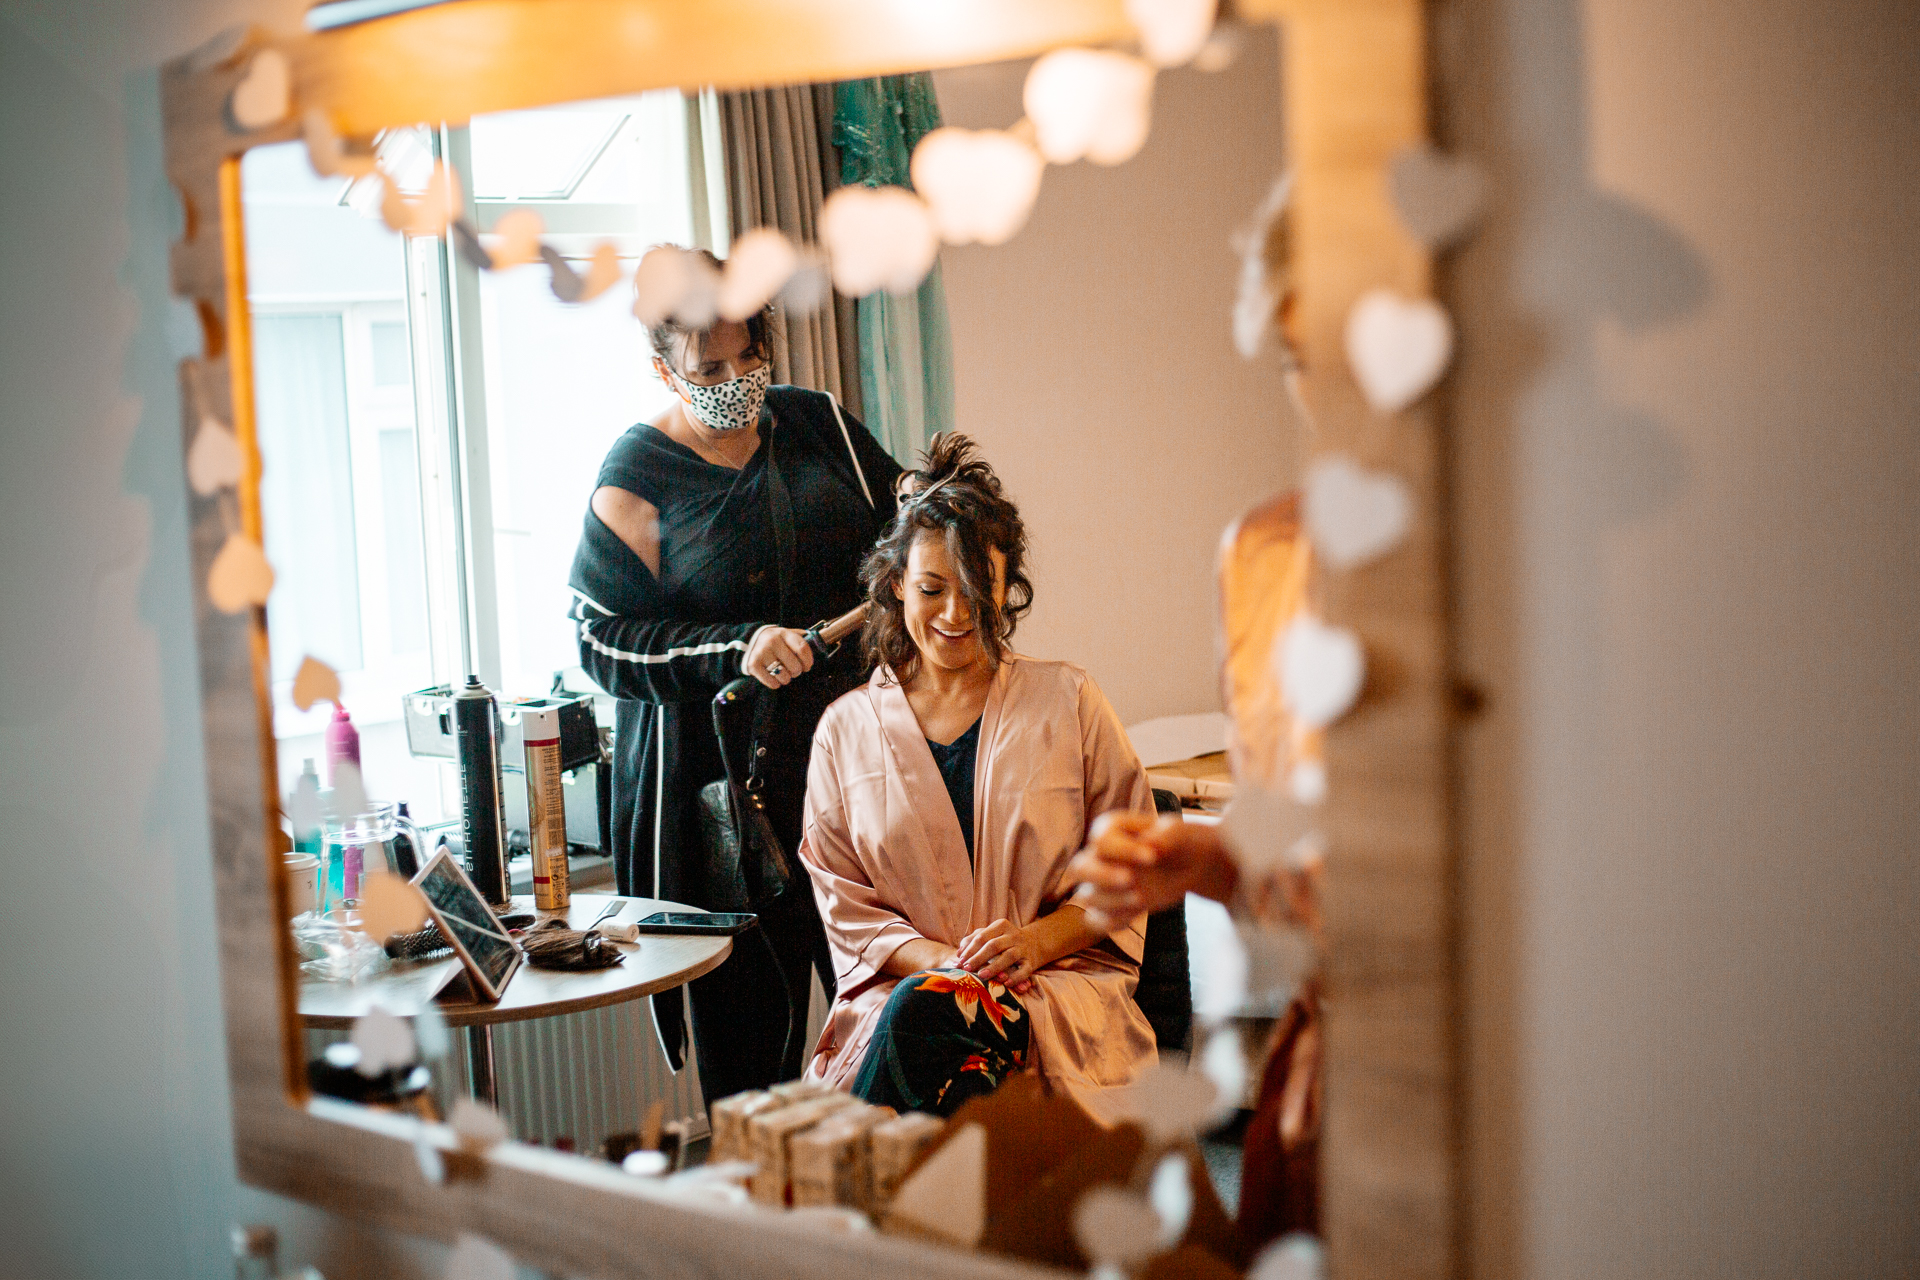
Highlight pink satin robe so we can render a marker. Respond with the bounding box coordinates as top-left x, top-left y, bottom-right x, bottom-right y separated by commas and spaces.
798, 655, 1159, 1117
